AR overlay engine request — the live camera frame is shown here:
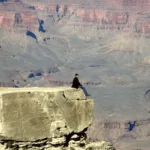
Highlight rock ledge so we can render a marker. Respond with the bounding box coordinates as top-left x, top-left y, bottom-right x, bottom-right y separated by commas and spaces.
0, 87, 115, 150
